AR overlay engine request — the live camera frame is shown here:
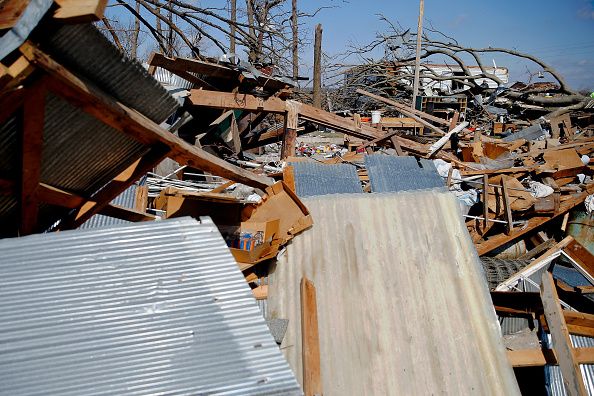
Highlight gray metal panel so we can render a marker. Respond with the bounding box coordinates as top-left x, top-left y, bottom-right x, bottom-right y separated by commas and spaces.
365, 154, 445, 193
268, 191, 520, 395
41, 93, 149, 194
79, 185, 139, 229
0, 115, 18, 175
0, 217, 301, 396
502, 124, 544, 142
499, 316, 531, 336
39, 24, 178, 123
290, 161, 363, 197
